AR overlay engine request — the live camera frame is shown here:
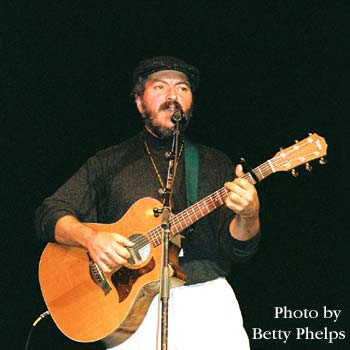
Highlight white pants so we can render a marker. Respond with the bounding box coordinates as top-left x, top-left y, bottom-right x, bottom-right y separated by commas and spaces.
108, 277, 250, 350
